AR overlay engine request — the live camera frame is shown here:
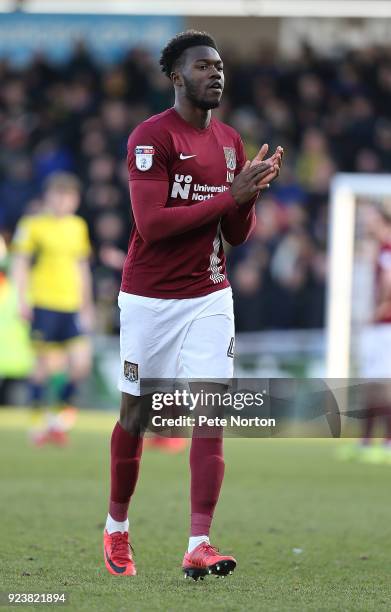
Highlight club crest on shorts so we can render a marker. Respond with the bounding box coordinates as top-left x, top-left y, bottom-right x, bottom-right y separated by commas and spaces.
135, 145, 155, 171
227, 337, 235, 358
223, 147, 237, 171
124, 361, 139, 382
